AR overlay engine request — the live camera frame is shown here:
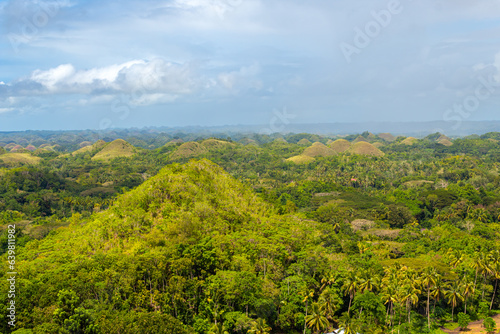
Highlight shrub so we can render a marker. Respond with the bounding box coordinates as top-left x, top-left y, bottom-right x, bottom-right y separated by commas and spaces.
457, 312, 470, 330
484, 317, 496, 334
